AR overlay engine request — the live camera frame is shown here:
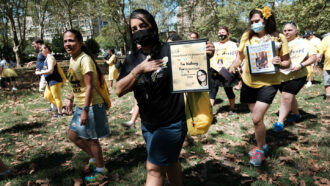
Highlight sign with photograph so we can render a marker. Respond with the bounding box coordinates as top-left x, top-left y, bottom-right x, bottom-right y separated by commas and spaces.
246, 41, 277, 74
168, 39, 210, 93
